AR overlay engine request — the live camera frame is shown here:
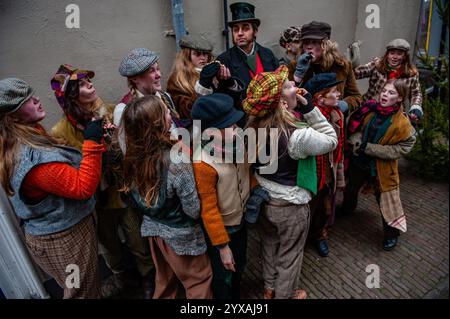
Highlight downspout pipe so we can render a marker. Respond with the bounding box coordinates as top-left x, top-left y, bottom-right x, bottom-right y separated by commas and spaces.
223, 0, 230, 50
171, 0, 187, 52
